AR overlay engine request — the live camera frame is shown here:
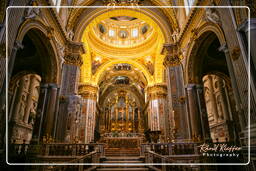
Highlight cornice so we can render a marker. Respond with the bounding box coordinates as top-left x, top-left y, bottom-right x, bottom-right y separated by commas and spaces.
177, 0, 208, 45
39, 0, 68, 42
